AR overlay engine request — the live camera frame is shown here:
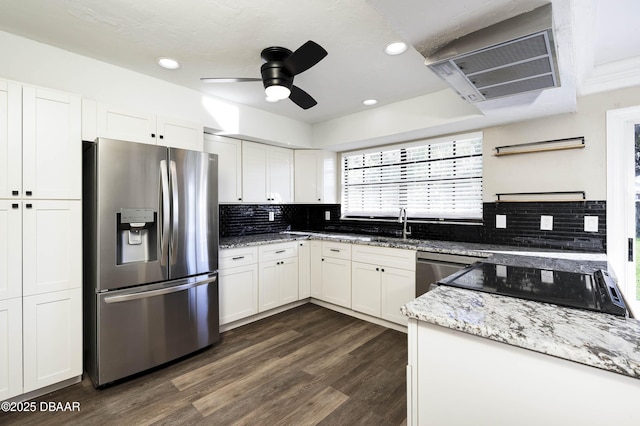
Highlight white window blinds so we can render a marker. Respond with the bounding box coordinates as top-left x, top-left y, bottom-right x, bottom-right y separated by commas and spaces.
341, 133, 483, 220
